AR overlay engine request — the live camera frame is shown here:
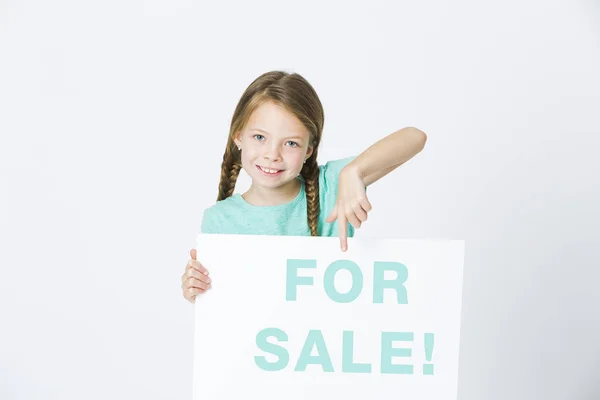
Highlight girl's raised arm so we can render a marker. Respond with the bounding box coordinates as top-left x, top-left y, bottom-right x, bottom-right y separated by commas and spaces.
326, 127, 427, 251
